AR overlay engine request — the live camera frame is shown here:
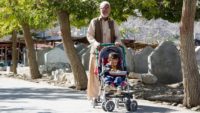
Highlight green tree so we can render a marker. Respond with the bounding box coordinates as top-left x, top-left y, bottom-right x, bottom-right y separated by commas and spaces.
0, 0, 53, 79
44, 0, 99, 90
138, 0, 200, 22
180, 0, 200, 107
0, 6, 20, 74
